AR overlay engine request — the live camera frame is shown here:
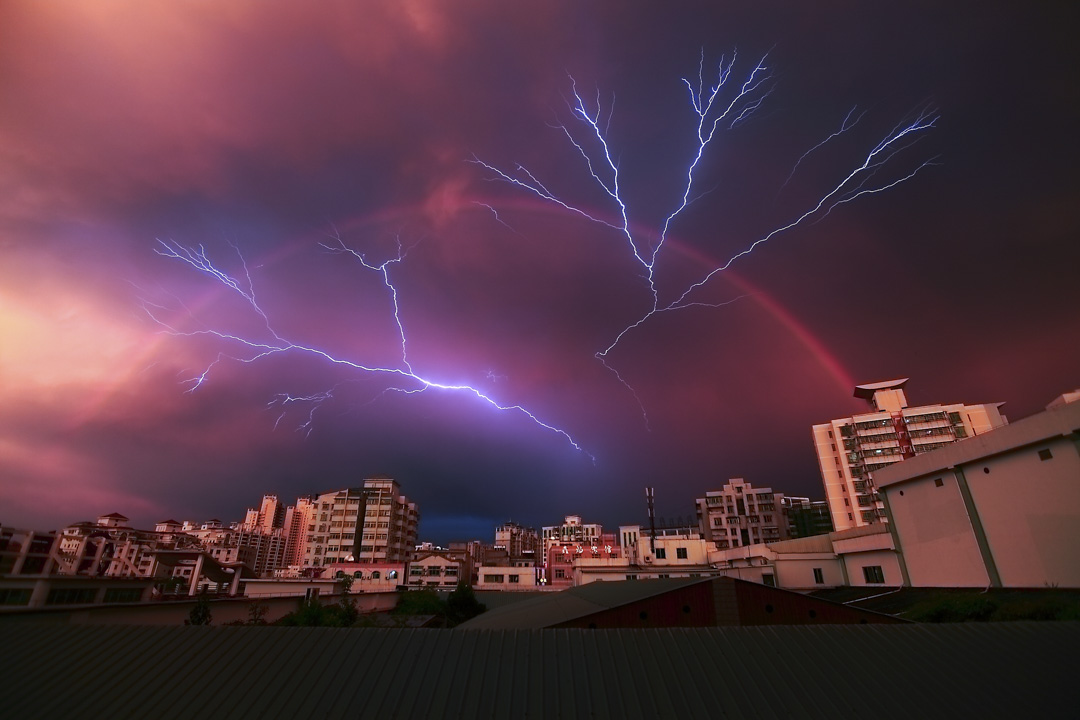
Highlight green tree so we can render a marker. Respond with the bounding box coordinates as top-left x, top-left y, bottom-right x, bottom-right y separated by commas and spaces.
187, 590, 212, 626
445, 583, 486, 627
